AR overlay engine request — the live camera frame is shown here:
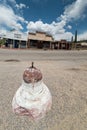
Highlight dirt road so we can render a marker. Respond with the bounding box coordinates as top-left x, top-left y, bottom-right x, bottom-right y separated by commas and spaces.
0, 49, 87, 130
